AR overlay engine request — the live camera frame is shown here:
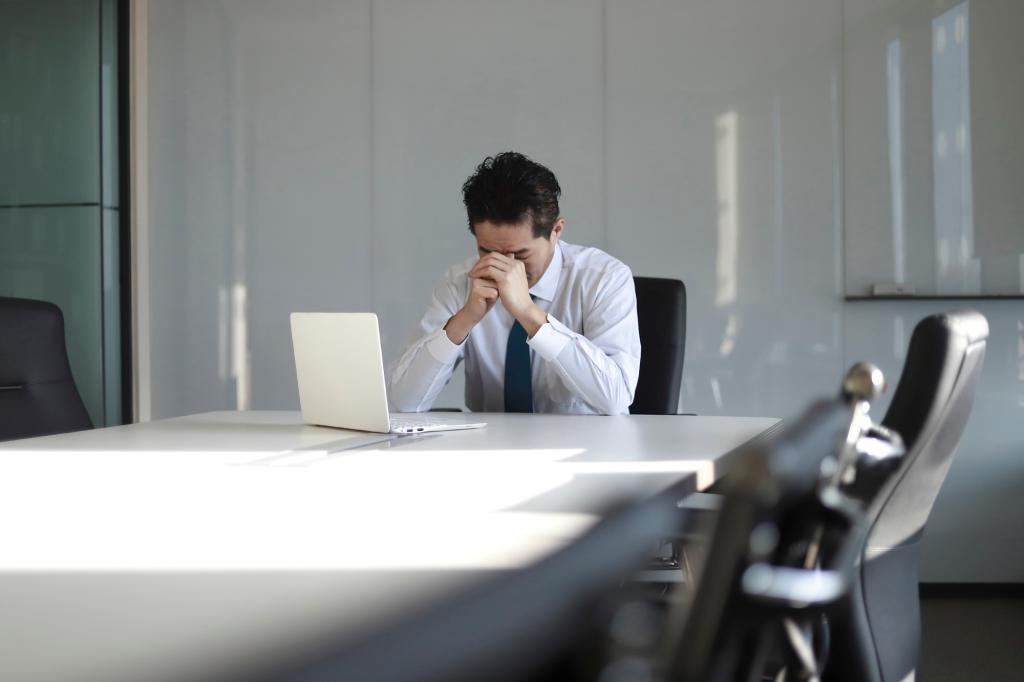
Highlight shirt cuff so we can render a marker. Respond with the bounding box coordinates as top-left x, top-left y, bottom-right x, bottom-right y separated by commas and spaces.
426, 327, 463, 364
527, 314, 573, 361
